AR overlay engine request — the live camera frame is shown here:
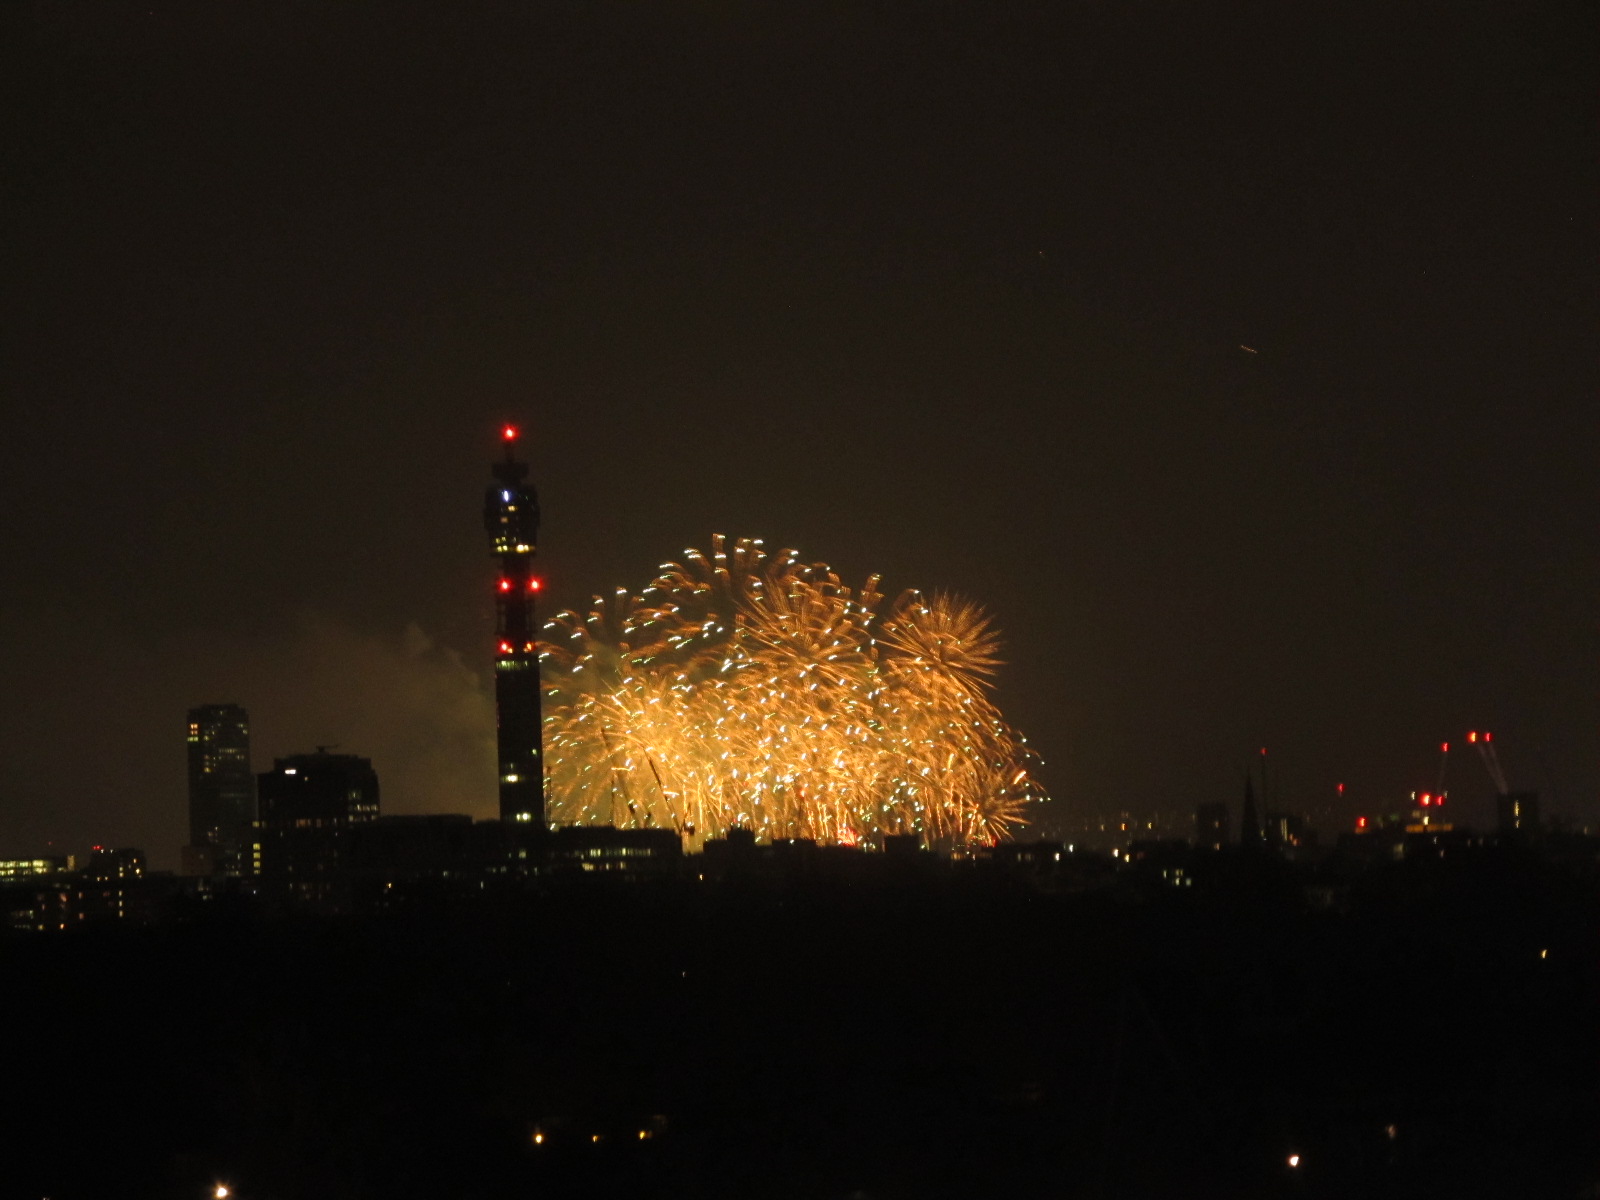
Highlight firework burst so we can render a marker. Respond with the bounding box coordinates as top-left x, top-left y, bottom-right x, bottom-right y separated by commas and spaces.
541, 535, 1042, 847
